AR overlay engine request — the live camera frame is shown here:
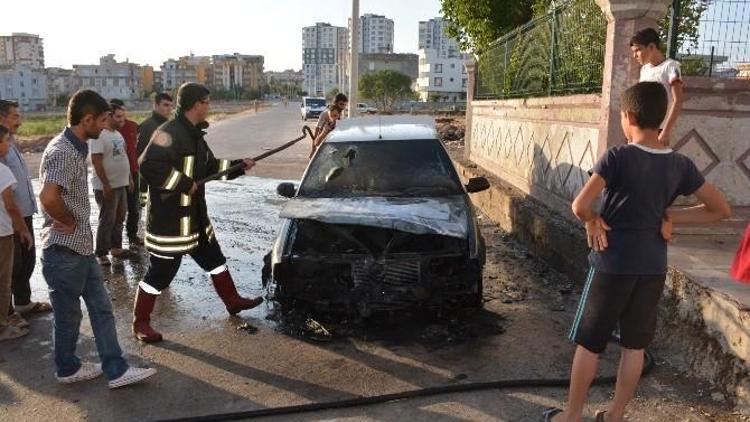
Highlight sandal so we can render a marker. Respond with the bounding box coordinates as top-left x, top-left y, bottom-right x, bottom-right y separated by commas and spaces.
542, 407, 563, 422
8, 312, 30, 329
0, 325, 30, 341
595, 410, 607, 422
15, 301, 52, 315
